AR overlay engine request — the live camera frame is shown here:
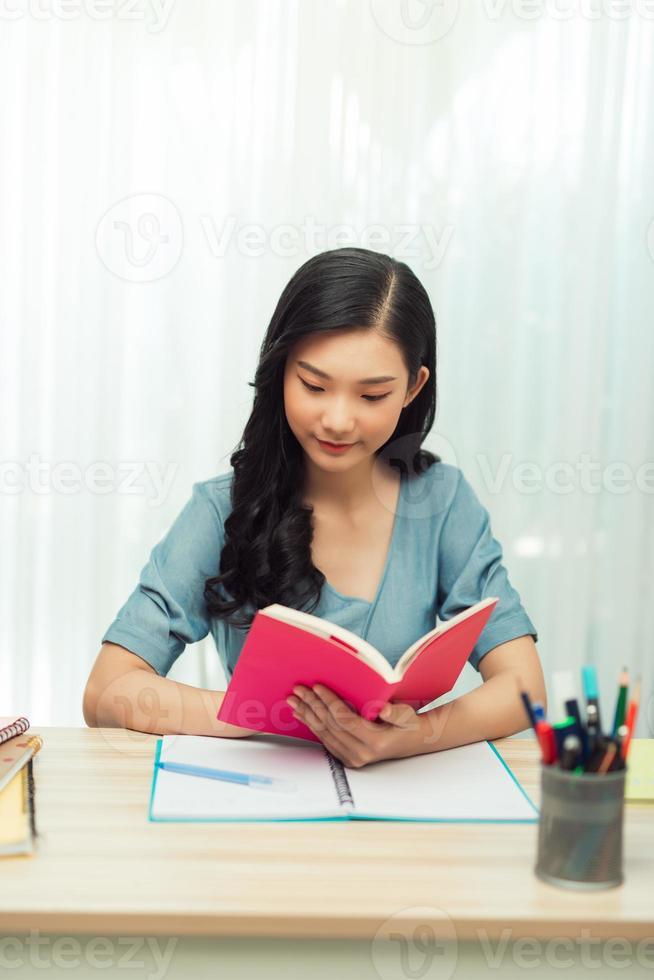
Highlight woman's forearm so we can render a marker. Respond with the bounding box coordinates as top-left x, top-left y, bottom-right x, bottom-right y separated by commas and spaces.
415, 670, 532, 754
86, 668, 256, 738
